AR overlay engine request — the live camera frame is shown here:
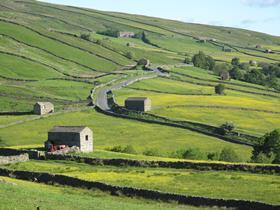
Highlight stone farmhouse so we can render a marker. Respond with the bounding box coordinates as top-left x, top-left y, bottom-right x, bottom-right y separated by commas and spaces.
220, 71, 230, 80
33, 102, 54, 115
125, 97, 152, 112
118, 31, 135, 38
45, 126, 93, 153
